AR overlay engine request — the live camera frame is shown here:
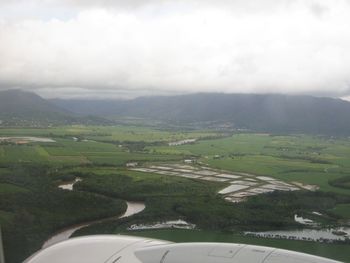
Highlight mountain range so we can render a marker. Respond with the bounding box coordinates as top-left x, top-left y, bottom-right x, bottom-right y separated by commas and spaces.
1, 89, 350, 135
52, 93, 350, 135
